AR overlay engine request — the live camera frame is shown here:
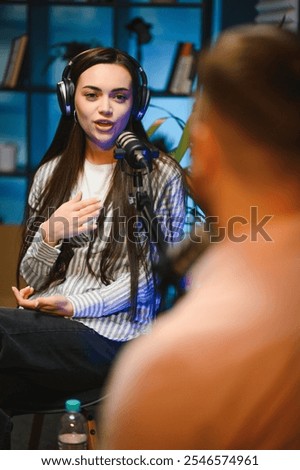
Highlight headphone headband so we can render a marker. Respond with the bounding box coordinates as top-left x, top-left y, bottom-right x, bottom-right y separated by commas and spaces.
56, 48, 150, 120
